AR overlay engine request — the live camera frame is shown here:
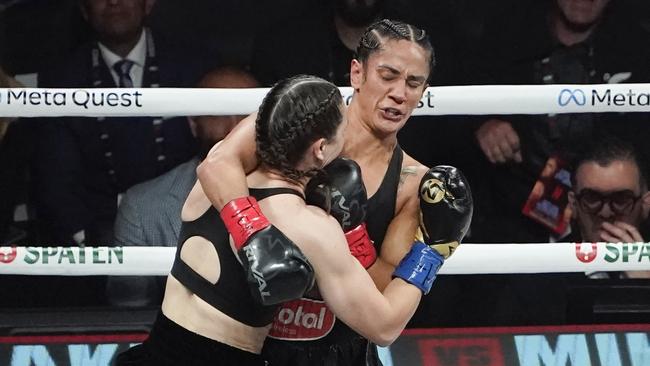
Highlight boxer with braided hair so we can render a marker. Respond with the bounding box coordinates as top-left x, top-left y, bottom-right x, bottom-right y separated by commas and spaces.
117, 75, 463, 366
198, 19, 473, 366
356, 19, 434, 72
256, 84, 342, 183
